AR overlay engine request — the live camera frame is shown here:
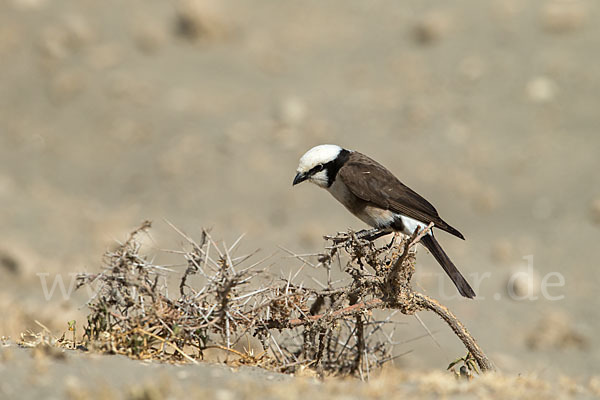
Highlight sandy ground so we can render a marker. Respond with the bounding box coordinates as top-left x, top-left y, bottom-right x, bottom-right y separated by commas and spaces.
2, 344, 599, 400
1, 0, 599, 397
